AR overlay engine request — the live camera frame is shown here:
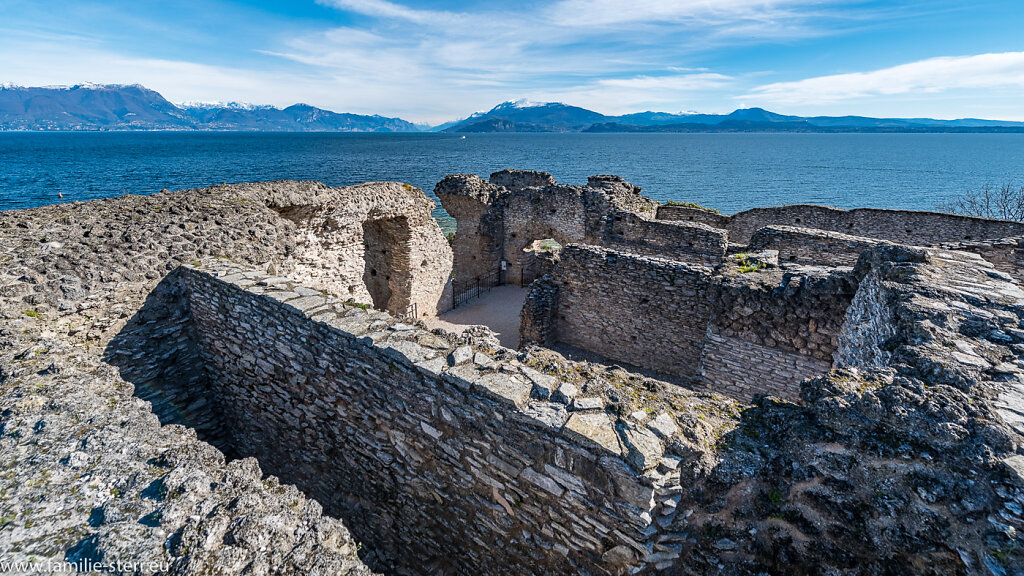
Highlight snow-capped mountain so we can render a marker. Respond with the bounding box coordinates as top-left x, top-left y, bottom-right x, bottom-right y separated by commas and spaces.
178, 101, 277, 111
0, 84, 420, 132
440, 101, 1024, 133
